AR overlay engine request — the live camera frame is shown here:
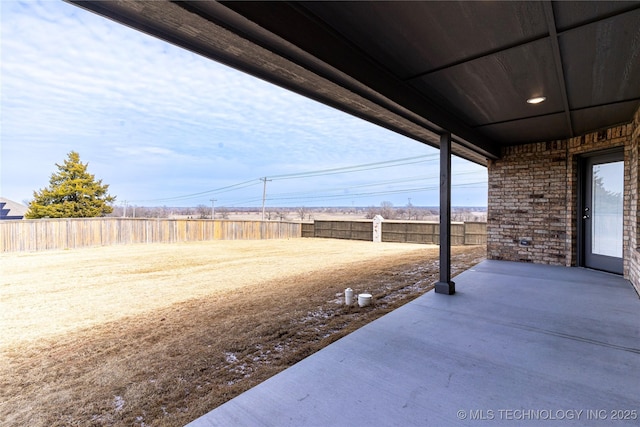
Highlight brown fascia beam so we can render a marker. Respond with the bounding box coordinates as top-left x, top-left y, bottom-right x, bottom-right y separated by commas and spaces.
63, 2, 437, 146
215, 1, 500, 159
66, 0, 497, 164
